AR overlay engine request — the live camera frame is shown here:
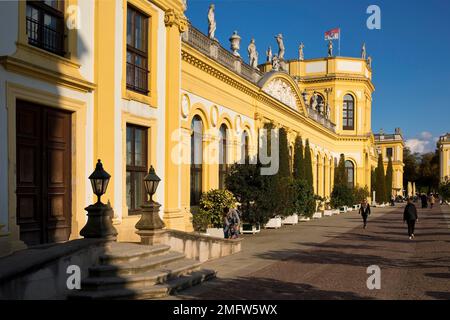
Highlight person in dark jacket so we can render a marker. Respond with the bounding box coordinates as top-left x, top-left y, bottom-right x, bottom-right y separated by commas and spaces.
420, 193, 428, 208
404, 197, 419, 240
359, 199, 371, 229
